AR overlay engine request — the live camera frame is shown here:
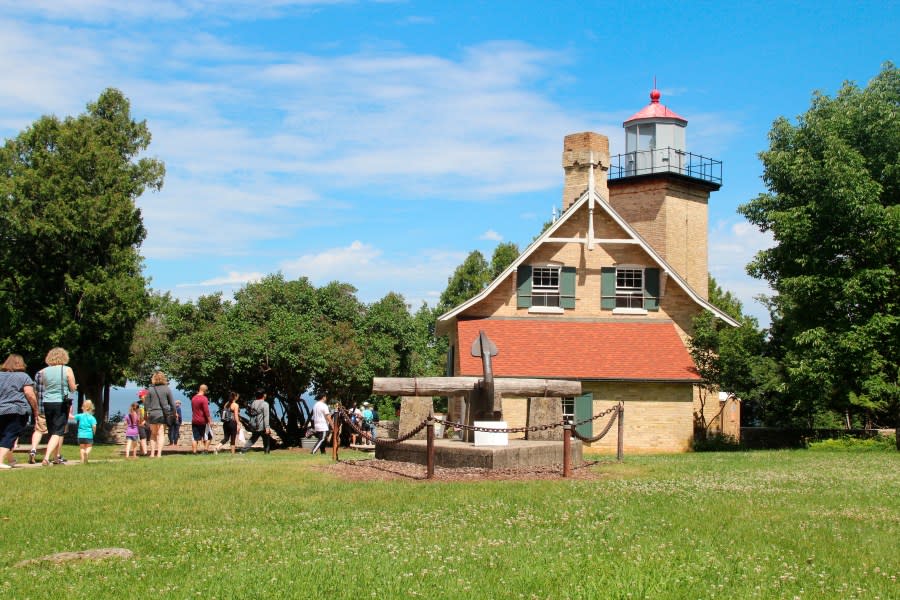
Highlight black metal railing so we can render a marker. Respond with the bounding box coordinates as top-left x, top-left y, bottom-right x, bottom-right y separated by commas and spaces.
608, 148, 722, 185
